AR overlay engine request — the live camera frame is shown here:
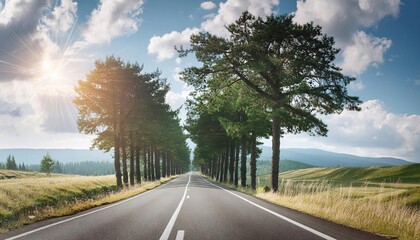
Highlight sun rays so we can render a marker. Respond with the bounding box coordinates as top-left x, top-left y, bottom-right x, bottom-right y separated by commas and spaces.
0, 1, 87, 136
